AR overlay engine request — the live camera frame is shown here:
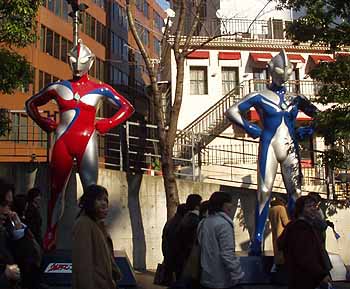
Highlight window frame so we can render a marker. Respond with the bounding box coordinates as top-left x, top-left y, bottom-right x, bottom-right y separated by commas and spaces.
190, 66, 208, 95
